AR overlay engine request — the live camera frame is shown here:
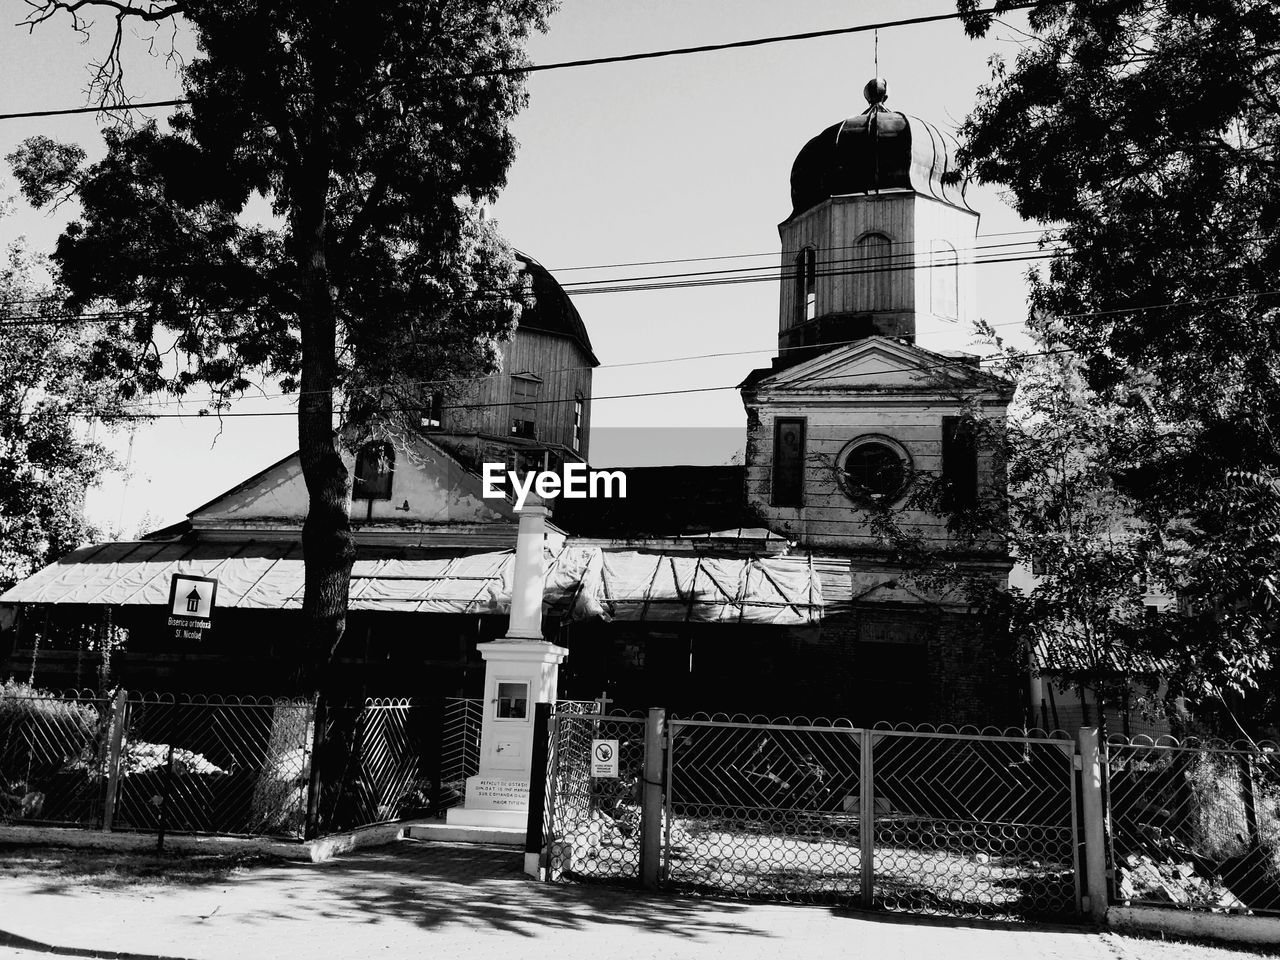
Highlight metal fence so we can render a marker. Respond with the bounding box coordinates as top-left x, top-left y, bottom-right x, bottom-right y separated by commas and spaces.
0, 686, 313, 837
113, 692, 313, 838
437, 697, 484, 814
869, 725, 1077, 919
665, 715, 864, 904
544, 711, 646, 883
1106, 735, 1280, 916
0, 685, 445, 840
0, 685, 114, 828
314, 697, 431, 835
538, 711, 1079, 922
